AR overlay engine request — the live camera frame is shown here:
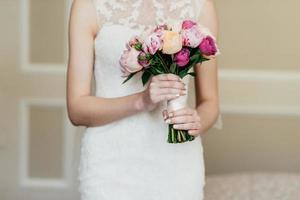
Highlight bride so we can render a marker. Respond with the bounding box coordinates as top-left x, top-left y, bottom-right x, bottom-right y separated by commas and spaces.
66, 0, 219, 199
